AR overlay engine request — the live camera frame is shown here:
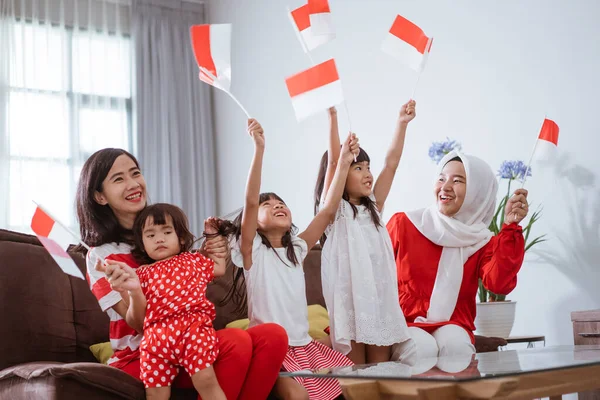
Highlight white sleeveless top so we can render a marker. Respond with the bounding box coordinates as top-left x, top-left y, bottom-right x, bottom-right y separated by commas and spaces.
321, 196, 411, 355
